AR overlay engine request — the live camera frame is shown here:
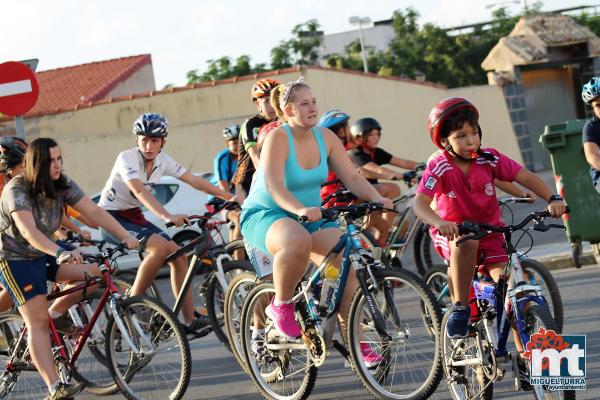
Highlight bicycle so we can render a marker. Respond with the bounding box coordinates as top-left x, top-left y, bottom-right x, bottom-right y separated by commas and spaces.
323, 166, 430, 273
0, 241, 192, 400
161, 198, 253, 347
239, 202, 443, 400
414, 196, 535, 276
440, 209, 575, 400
